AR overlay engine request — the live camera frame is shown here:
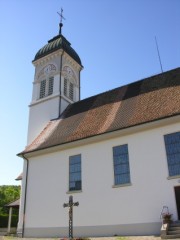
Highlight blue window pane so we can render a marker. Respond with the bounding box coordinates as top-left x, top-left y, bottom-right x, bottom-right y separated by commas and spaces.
115, 174, 130, 185
70, 172, 81, 181
70, 164, 81, 173
113, 144, 130, 185
69, 155, 81, 191
164, 132, 180, 177
70, 155, 81, 164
